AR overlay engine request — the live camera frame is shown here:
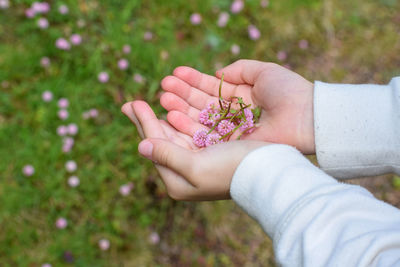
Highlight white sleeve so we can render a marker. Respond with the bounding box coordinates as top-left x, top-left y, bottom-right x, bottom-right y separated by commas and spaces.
313, 77, 400, 179
230, 145, 400, 267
